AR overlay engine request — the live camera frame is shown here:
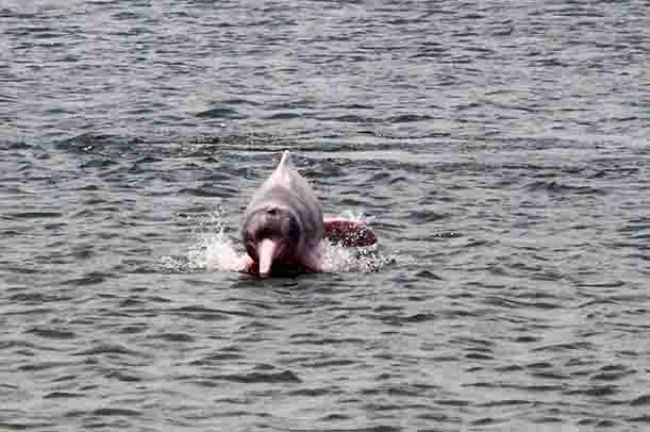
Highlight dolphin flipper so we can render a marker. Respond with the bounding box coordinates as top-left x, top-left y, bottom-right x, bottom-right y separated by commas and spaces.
323, 217, 377, 247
